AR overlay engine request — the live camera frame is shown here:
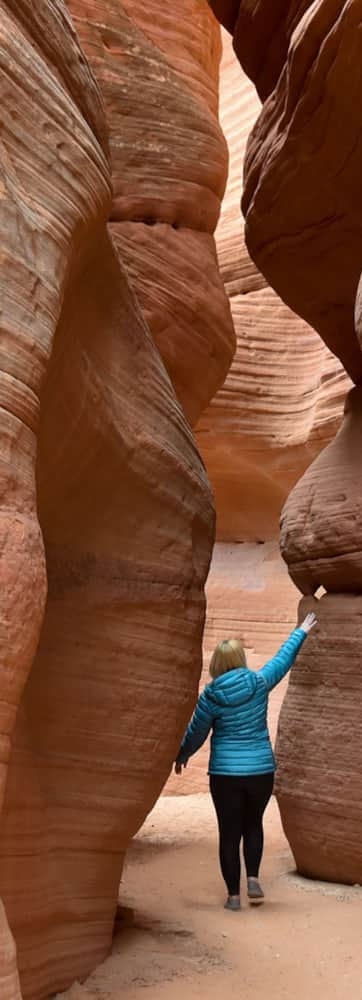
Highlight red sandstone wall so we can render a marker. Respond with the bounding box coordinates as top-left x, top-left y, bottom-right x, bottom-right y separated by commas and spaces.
68, 0, 235, 427
196, 31, 350, 542
0, 2, 226, 996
